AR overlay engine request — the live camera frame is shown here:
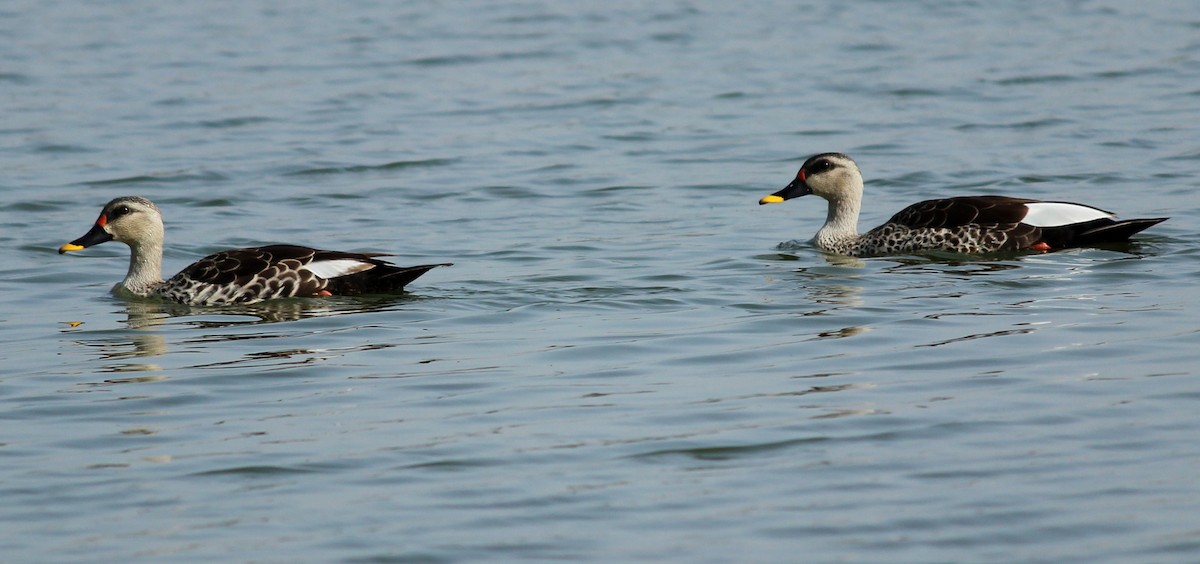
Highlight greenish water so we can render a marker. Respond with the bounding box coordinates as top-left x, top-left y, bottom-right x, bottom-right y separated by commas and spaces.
3, 1, 1199, 561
